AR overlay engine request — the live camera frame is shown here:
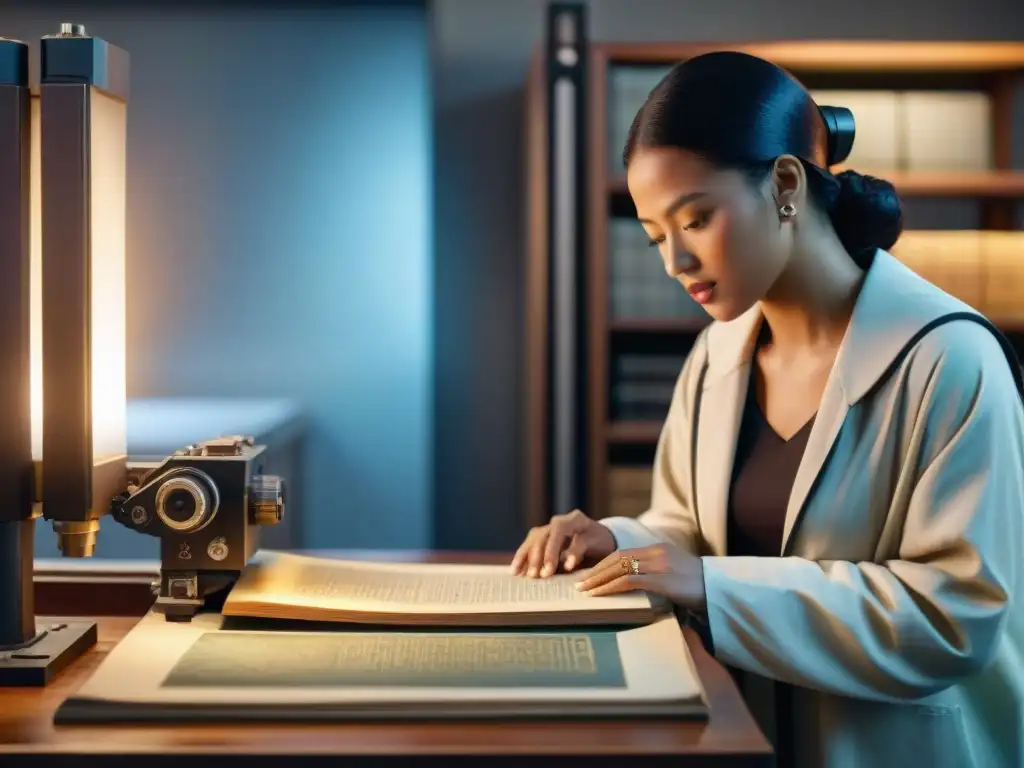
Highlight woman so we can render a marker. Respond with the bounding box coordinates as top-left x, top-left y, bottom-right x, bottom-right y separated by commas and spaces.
510, 51, 1024, 768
